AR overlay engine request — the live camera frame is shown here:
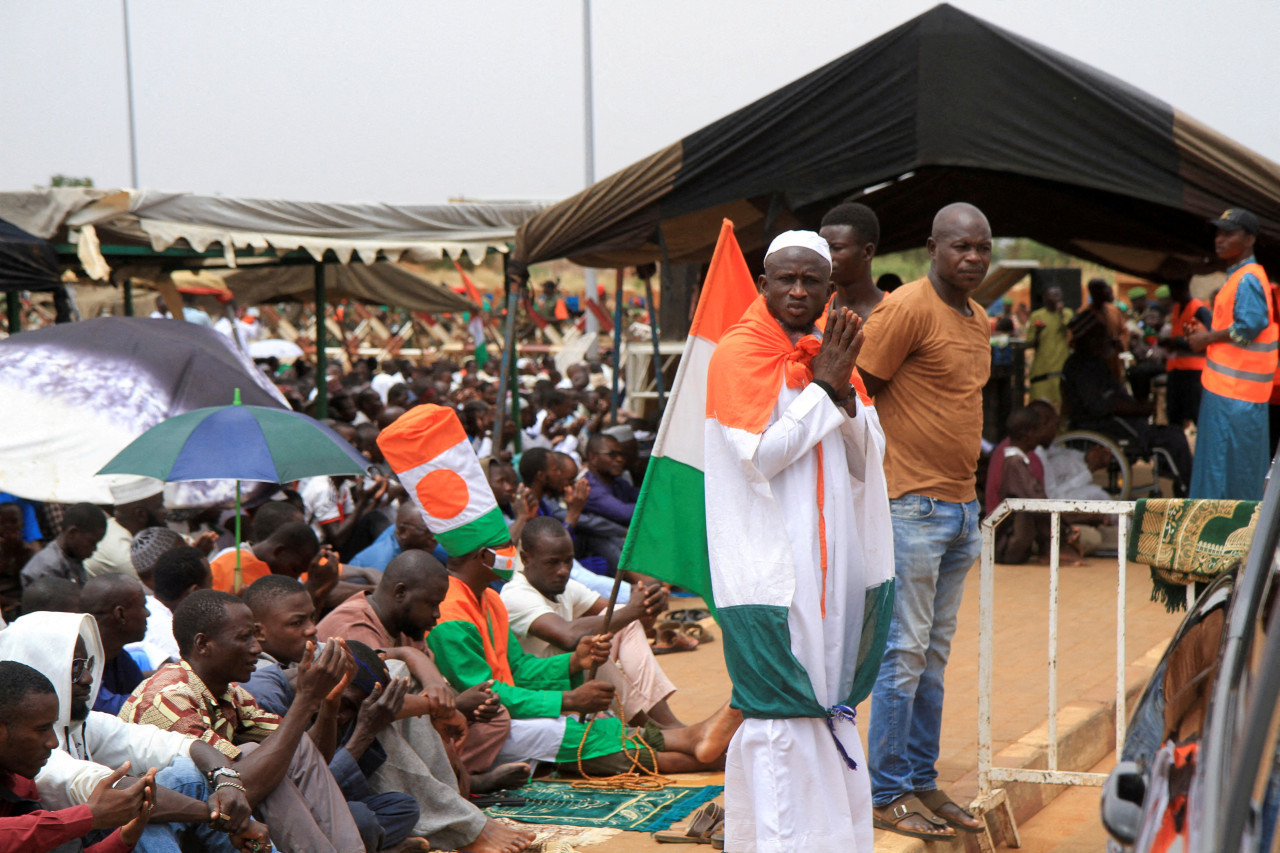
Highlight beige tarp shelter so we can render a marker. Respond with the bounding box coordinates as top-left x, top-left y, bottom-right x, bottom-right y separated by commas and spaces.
0, 188, 546, 277
0, 187, 544, 414
220, 263, 477, 315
